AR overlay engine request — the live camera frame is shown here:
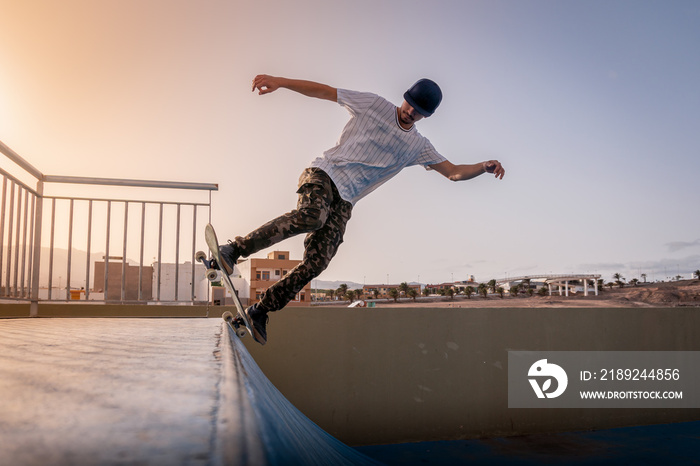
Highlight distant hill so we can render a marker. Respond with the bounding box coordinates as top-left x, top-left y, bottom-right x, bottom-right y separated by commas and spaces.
311, 280, 424, 290
310, 280, 365, 291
